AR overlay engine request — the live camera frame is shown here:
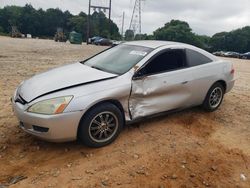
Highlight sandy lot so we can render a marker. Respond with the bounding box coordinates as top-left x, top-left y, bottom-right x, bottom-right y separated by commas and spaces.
0, 37, 249, 188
